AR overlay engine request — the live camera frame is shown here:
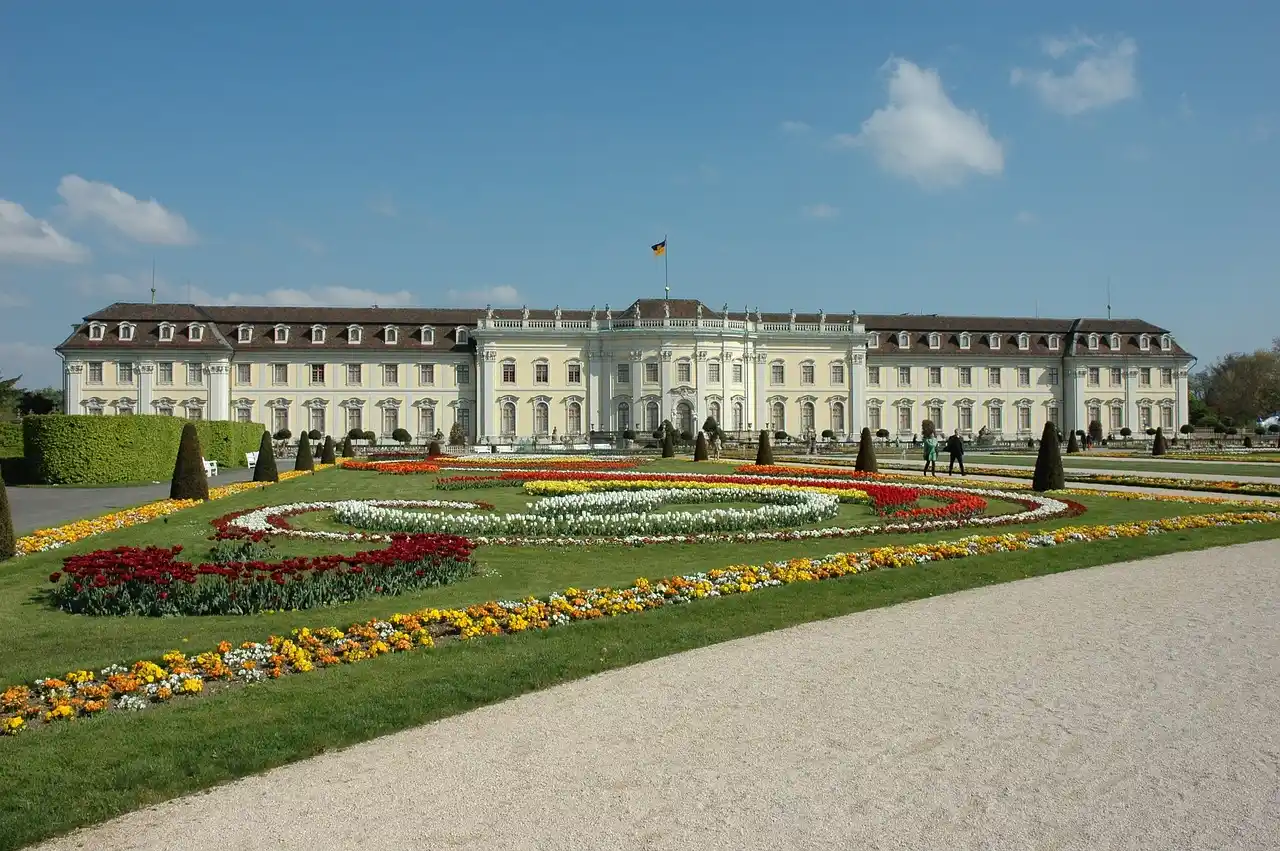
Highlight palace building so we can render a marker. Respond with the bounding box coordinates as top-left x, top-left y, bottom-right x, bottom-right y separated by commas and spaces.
55, 298, 1194, 443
